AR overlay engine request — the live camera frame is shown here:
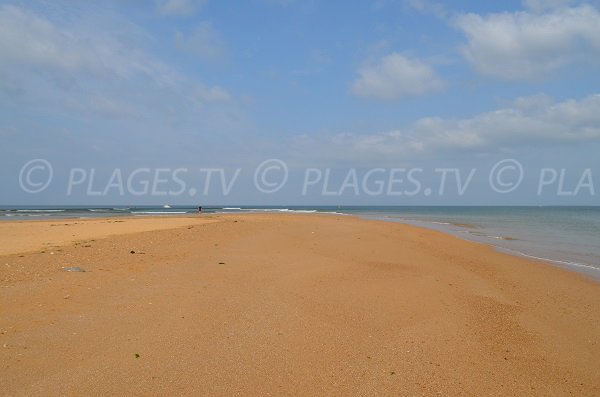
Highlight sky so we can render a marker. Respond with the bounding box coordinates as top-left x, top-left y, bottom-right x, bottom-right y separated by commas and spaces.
1, 0, 599, 205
